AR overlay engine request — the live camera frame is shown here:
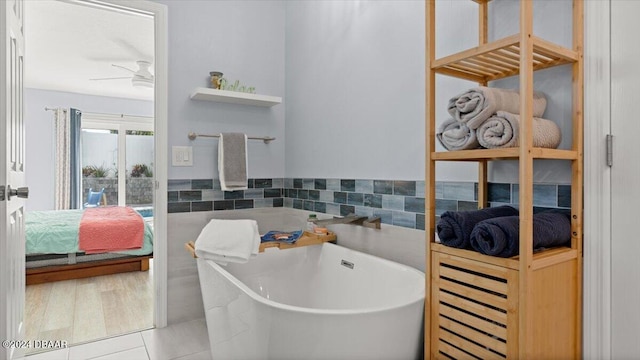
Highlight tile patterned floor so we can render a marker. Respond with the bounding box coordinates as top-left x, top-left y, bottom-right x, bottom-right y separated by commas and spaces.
25, 263, 154, 354
25, 318, 211, 360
